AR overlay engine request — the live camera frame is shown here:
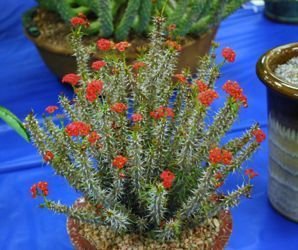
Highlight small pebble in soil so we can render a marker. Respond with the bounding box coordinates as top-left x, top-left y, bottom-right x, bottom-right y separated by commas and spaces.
275, 57, 298, 87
